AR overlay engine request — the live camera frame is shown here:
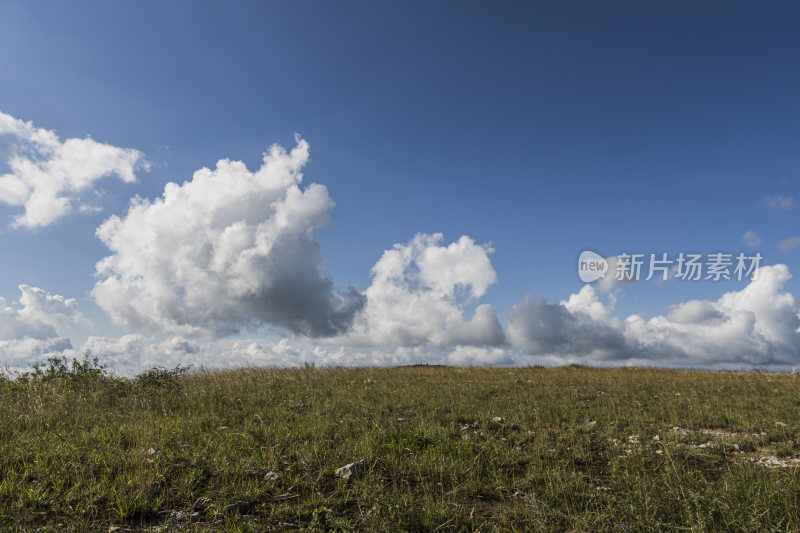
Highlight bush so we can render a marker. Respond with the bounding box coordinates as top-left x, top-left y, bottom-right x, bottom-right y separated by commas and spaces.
17, 354, 113, 386
133, 365, 191, 391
